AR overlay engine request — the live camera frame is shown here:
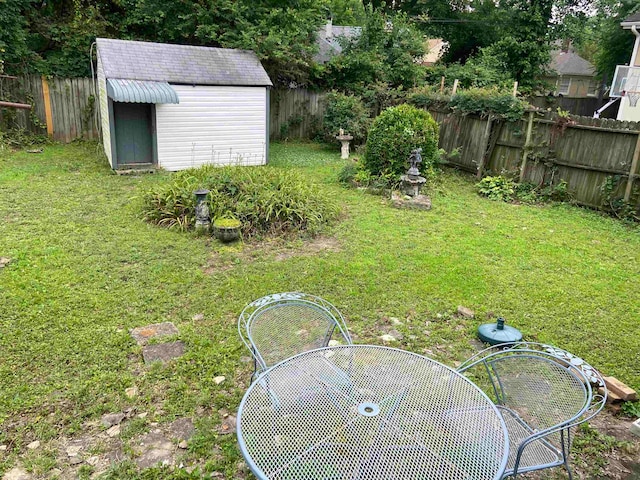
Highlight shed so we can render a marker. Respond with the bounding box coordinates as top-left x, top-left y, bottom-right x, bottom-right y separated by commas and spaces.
95, 38, 273, 171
